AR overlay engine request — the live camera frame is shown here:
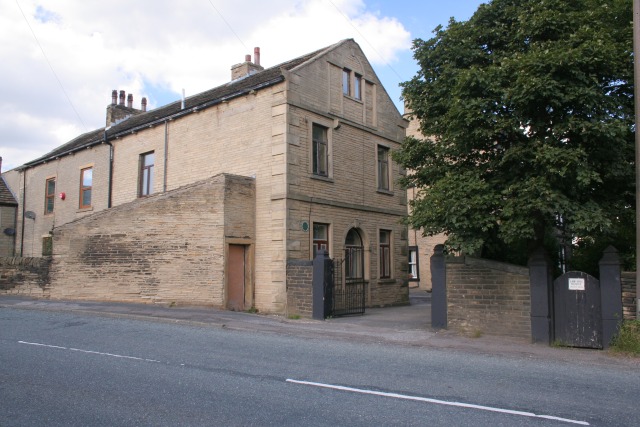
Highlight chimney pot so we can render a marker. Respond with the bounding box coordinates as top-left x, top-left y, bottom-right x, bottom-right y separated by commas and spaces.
111, 90, 117, 105
127, 93, 133, 108
119, 90, 125, 106
254, 47, 260, 66
245, 54, 251, 62
141, 97, 147, 112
